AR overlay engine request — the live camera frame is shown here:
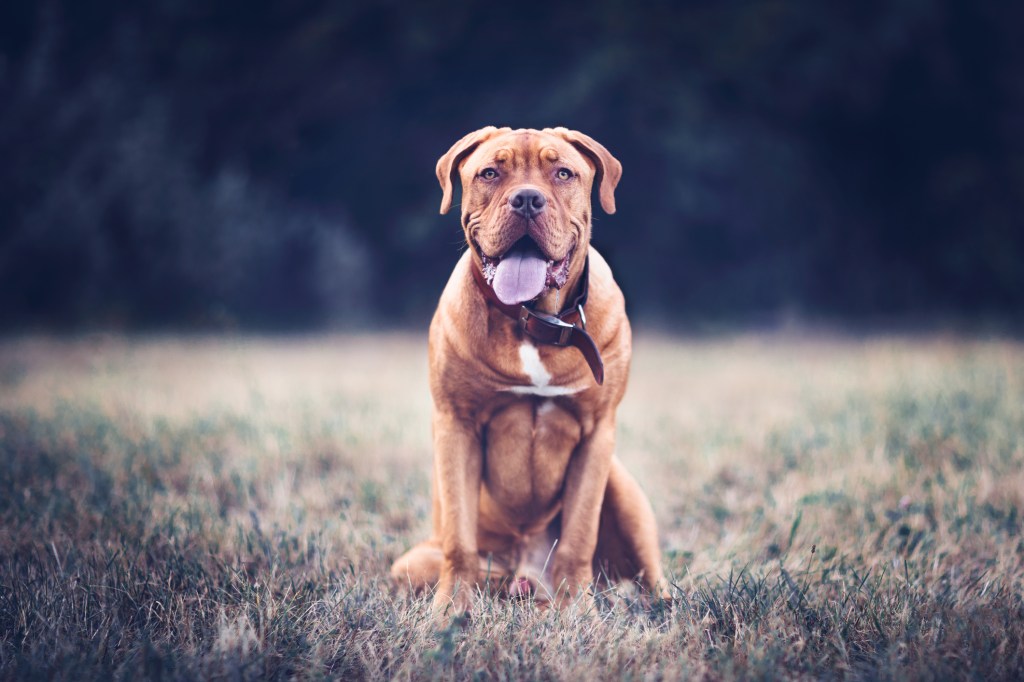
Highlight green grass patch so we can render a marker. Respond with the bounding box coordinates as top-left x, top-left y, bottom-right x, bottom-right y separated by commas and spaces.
1, 334, 1022, 679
